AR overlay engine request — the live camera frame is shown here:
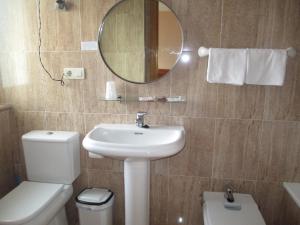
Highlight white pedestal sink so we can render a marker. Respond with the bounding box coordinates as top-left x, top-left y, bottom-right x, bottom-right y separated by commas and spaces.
83, 124, 185, 225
